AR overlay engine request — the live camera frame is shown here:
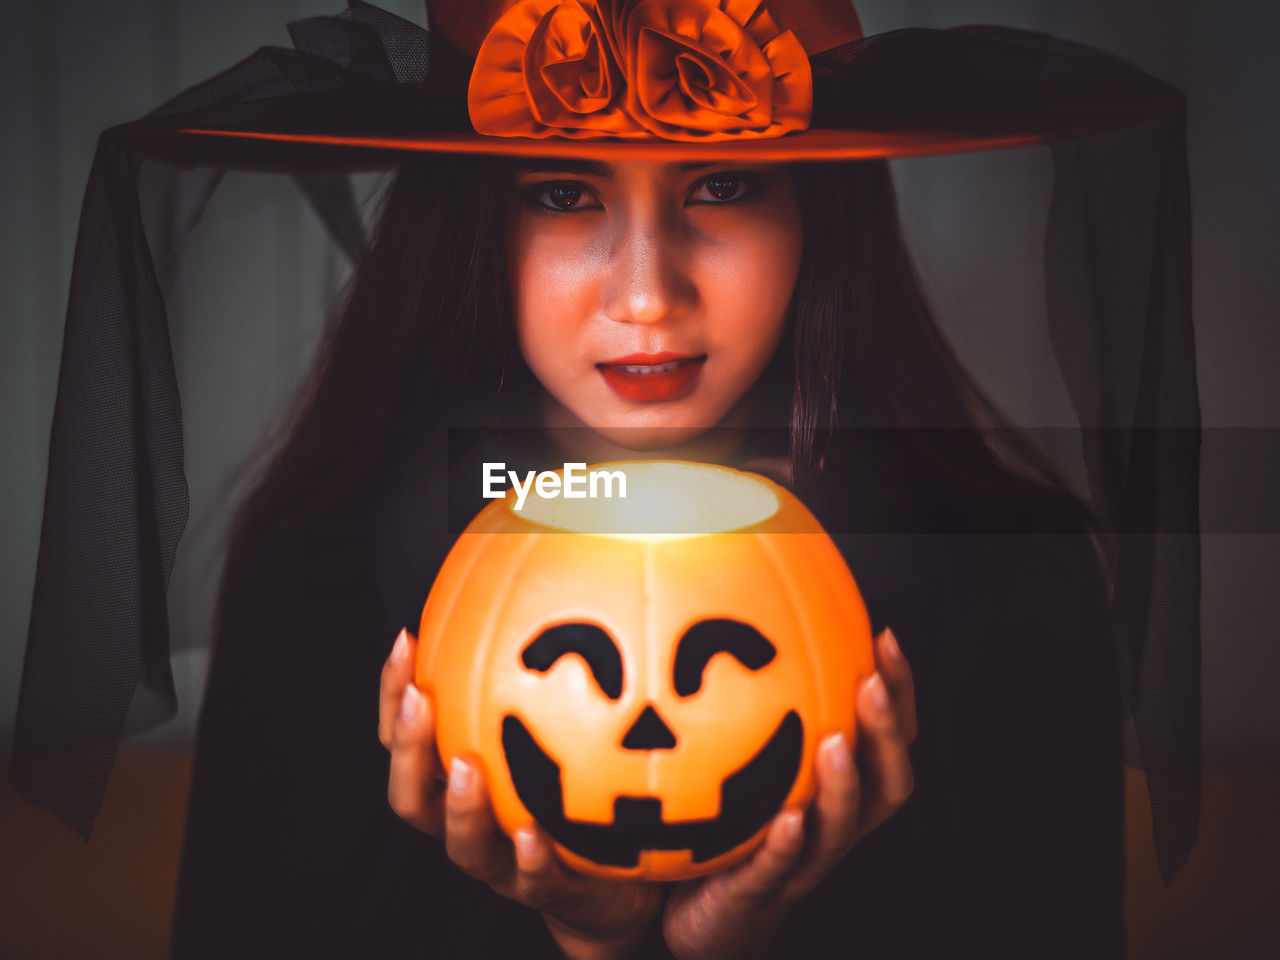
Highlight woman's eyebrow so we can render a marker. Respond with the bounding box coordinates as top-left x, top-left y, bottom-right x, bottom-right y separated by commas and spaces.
516, 160, 728, 176
518, 159, 611, 176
